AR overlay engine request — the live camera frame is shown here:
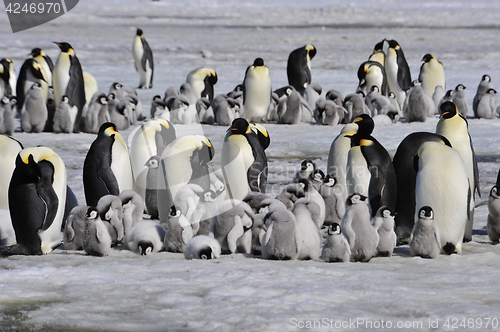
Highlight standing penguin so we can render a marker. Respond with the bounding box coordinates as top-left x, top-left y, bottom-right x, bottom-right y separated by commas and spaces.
291, 198, 322, 260
321, 223, 351, 263
0, 96, 16, 135
476, 88, 497, 119
0, 58, 16, 98
29, 48, 53, 87
287, 44, 316, 95
473, 75, 494, 118
371, 206, 396, 257
487, 171, 500, 243
52, 42, 86, 133
164, 205, 194, 253
83, 123, 134, 207
96, 194, 124, 245
414, 141, 469, 254
436, 101, 480, 242
221, 118, 269, 201
451, 84, 468, 117
243, 58, 272, 123
320, 175, 346, 226
0, 135, 23, 210
53, 95, 77, 133
277, 85, 304, 125
402, 80, 434, 122
85, 92, 109, 133
119, 190, 144, 235
418, 53, 445, 97
409, 206, 441, 259
368, 39, 386, 67
186, 67, 218, 102
63, 205, 88, 250
385, 39, 412, 108
292, 159, 316, 183
261, 208, 300, 260
16, 58, 47, 110
21, 82, 48, 133
1, 147, 67, 256
82, 207, 112, 257
357, 61, 387, 96
132, 28, 154, 89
